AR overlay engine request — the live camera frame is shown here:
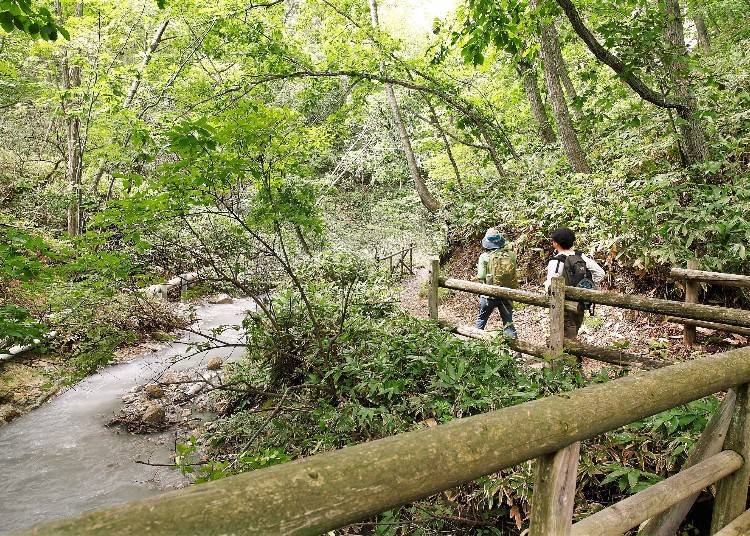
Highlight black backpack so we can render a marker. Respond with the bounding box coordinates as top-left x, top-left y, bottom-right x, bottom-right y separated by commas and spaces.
554, 252, 596, 314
